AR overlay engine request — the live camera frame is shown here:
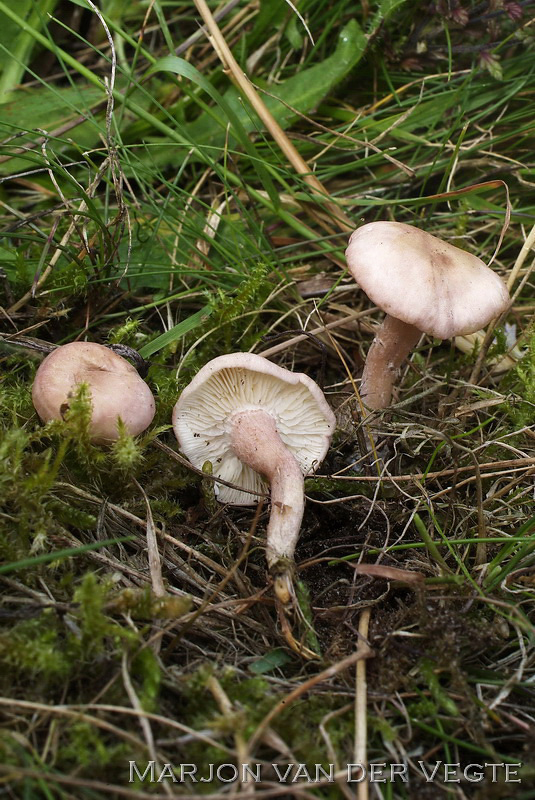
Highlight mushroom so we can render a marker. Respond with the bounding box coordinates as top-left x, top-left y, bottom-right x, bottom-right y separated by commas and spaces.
172, 353, 335, 609
32, 342, 155, 443
345, 221, 511, 410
